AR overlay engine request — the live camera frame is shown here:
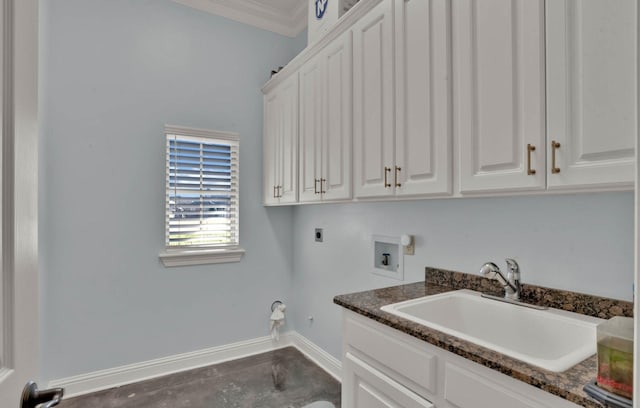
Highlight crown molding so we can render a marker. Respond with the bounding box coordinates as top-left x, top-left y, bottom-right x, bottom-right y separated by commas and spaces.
173, 0, 307, 38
